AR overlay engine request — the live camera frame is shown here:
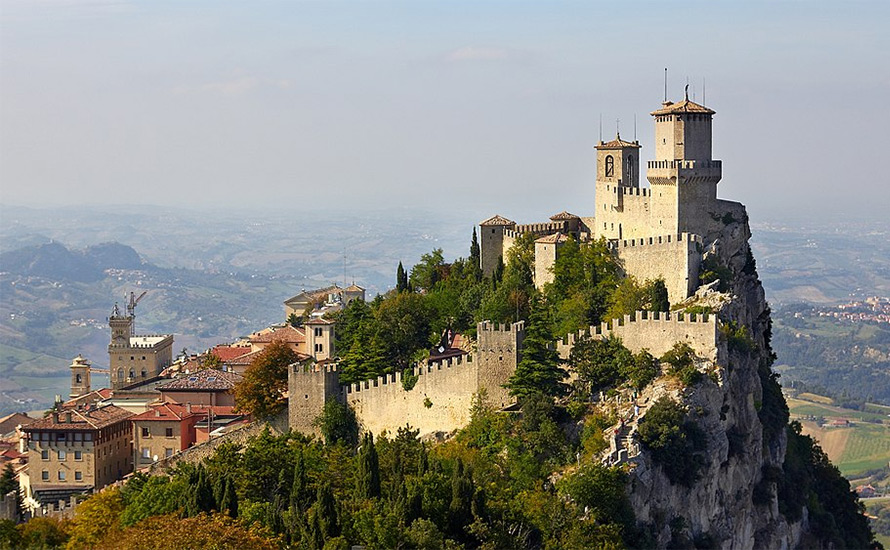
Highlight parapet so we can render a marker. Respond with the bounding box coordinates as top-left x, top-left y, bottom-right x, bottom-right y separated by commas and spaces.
478, 320, 525, 334
343, 353, 474, 395
556, 310, 718, 361
609, 233, 701, 250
